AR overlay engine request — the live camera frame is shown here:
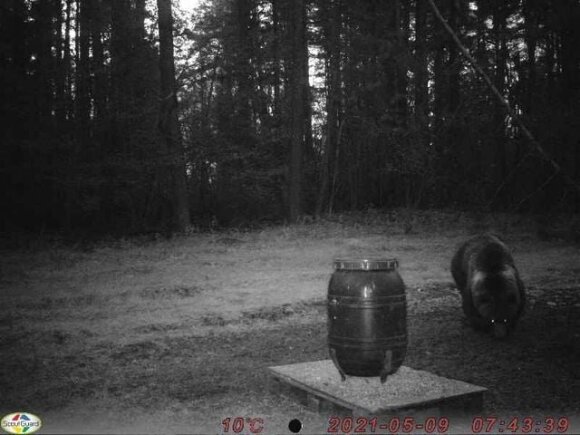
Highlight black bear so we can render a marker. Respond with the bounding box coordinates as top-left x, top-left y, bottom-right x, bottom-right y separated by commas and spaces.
451, 233, 526, 338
